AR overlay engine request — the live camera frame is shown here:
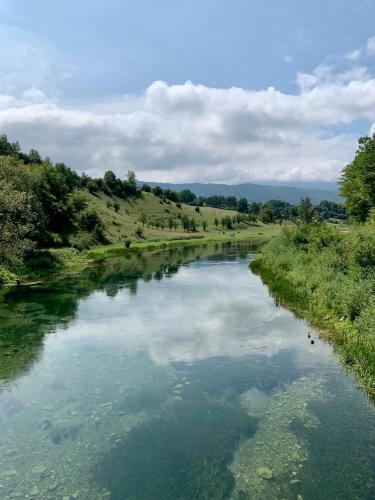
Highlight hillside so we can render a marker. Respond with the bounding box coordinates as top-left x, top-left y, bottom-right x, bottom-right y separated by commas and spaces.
86, 190, 272, 243
141, 181, 341, 204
